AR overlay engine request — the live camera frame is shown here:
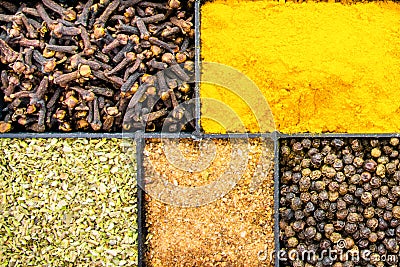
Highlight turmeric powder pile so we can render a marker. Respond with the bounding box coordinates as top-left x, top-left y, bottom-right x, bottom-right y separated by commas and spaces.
201, 1, 400, 133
